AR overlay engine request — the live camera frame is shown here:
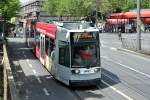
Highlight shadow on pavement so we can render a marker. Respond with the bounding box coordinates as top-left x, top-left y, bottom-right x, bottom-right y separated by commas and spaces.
101, 68, 121, 88
7, 38, 36, 61
7, 38, 122, 100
